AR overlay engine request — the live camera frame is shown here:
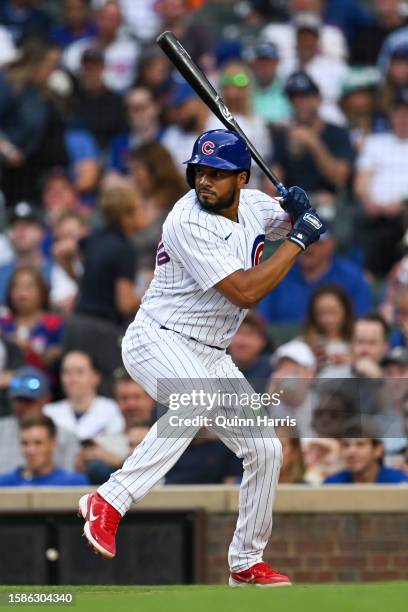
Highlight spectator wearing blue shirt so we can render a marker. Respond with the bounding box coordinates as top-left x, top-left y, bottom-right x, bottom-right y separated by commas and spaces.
0, 413, 88, 487
107, 86, 162, 177
51, 0, 96, 49
0, 0, 51, 45
65, 128, 100, 205
324, 438, 408, 484
258, 229, 373, 324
